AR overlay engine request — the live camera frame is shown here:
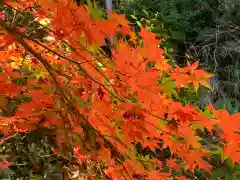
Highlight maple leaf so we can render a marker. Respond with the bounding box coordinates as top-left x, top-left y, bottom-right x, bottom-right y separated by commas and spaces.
139, 45, 165, 61
187, 61, 214, 89
0, 51, 10, 61
179, 145, 211, 173
2, 83, 21, 97
0, 34, 15, 50
109, 11, 131, 27
135, 69, 159, 88
139, 26, 161, 46
223, 142, 240, 166
117, 26, 132, 36
160, 132, 181, 153
98, 147, 112, 164
95, 19, 118, 37
105, 166, 125, 180
170, 73, 190, 88
190, 71, 214, 90
107, 137, 131, 154
142, 139, 160, 152
196, 156, 212, 172
122, 116, 151, 145
0, 72, 9, 83
170, 62, 214, 89
155, 58, 172, 77
166, 158, 180, 171
1, 0, 236, 178
87, 24, 107, 44
124, 159, 146, 176
187, 60, 199, 71
174, 65, 191, 74
88, 113, 116, 137
178, 121, 201, 148
168, 102, 201, 122
91, 99, 113, 116
214, 109, 240, 135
